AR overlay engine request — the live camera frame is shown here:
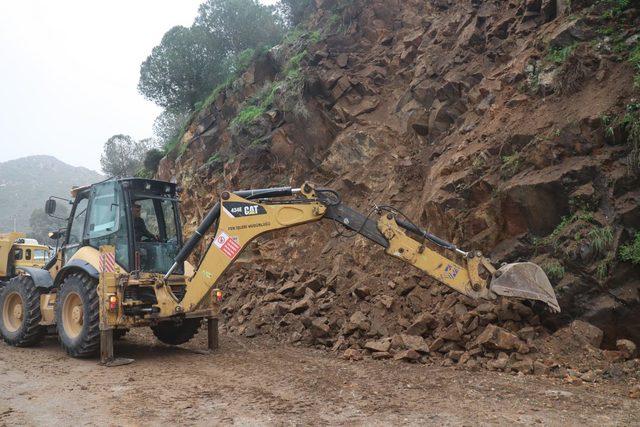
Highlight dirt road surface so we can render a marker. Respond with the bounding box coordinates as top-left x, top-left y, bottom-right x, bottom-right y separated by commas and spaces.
1, 330, 638, 426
